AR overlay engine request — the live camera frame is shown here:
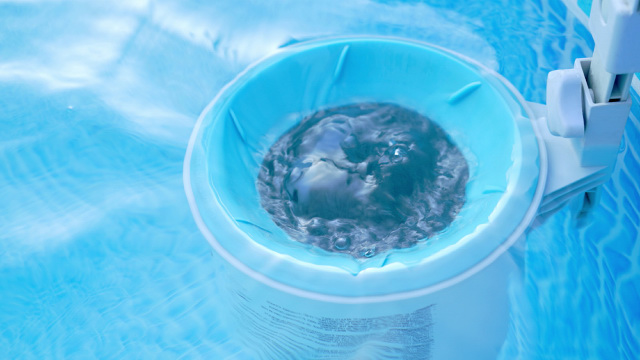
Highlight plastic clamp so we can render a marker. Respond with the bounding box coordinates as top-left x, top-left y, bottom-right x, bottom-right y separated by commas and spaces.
546, 69, 584, 138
